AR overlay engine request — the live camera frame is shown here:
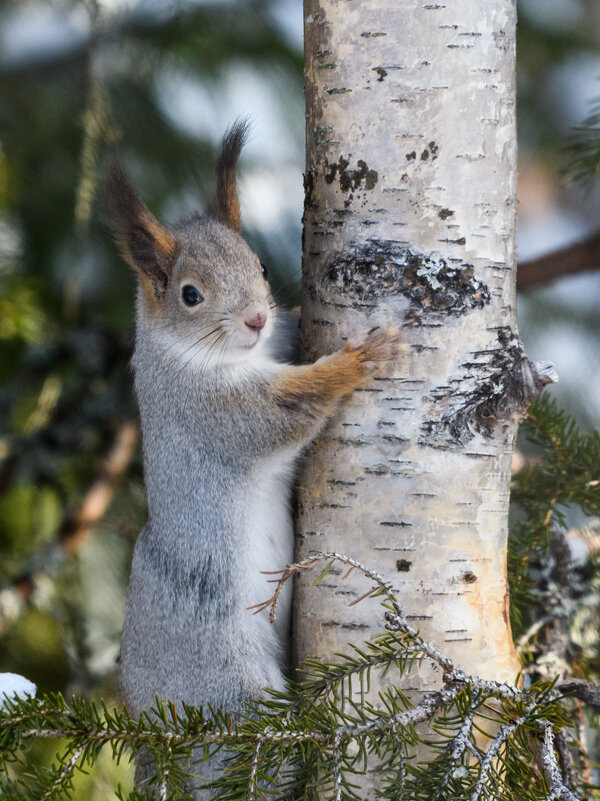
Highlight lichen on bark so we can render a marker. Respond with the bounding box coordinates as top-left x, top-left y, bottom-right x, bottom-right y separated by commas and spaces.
318, 240, 491, 314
